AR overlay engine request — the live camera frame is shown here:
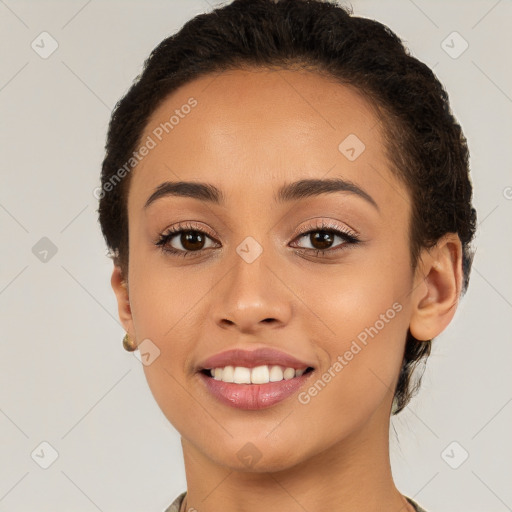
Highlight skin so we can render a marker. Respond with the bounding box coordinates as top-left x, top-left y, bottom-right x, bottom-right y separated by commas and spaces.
111, 68, 463, 512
